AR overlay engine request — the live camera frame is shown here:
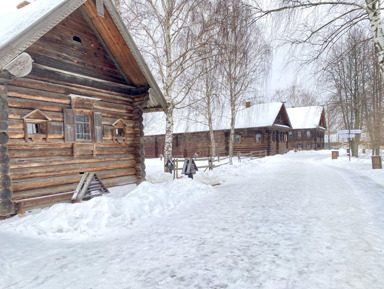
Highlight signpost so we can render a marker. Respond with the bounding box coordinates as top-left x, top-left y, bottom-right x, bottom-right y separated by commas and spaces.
337, 129, 363, 161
